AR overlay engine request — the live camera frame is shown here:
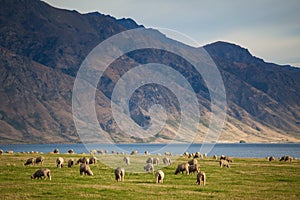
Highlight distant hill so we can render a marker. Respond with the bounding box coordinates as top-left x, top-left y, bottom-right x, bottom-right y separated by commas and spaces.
0, 0, 299, 144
